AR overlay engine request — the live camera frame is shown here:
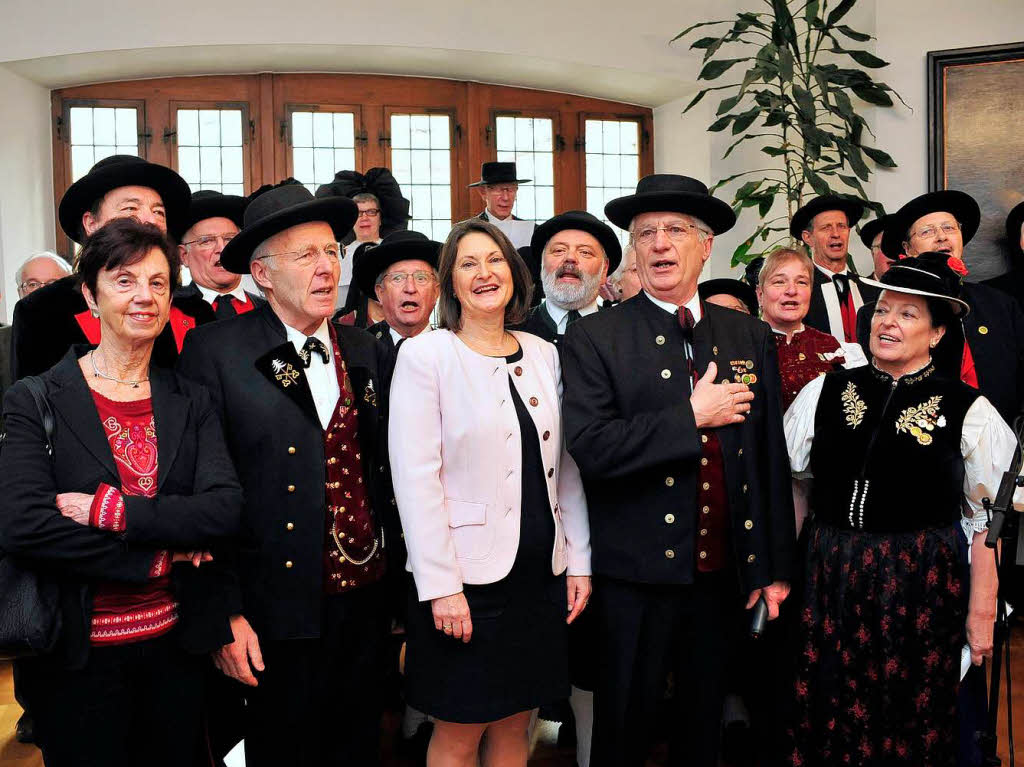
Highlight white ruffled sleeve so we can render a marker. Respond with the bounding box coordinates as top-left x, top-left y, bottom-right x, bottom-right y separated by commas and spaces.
784, 373, 825, 478
961, 395, 1024, 545
838, 341, 868, 370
